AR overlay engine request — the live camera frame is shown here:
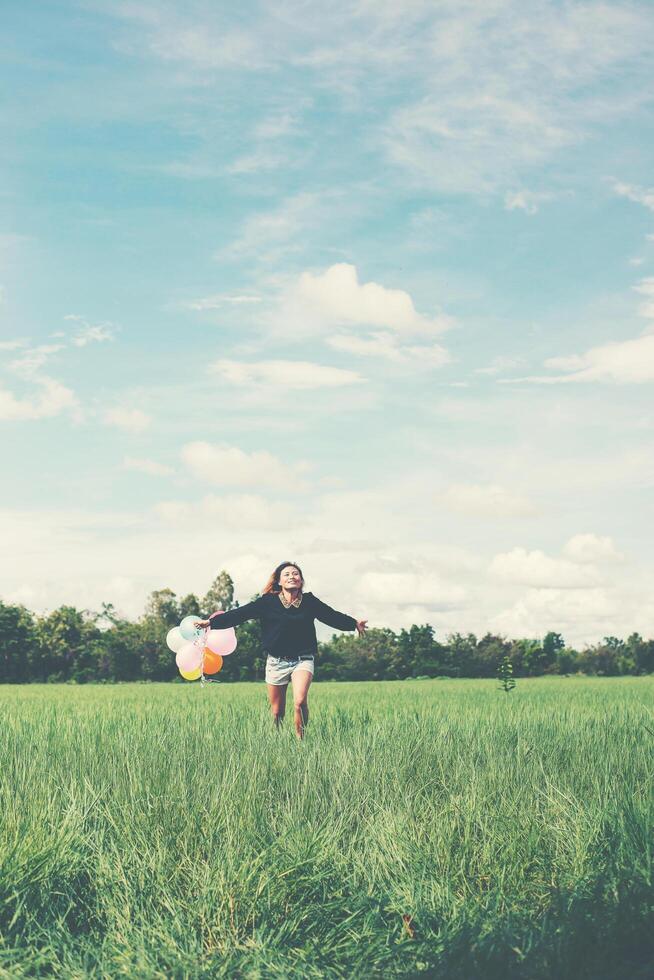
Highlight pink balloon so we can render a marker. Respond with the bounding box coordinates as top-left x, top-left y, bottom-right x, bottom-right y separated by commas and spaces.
176, 641, 203, 673
205, 628, 237, 656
